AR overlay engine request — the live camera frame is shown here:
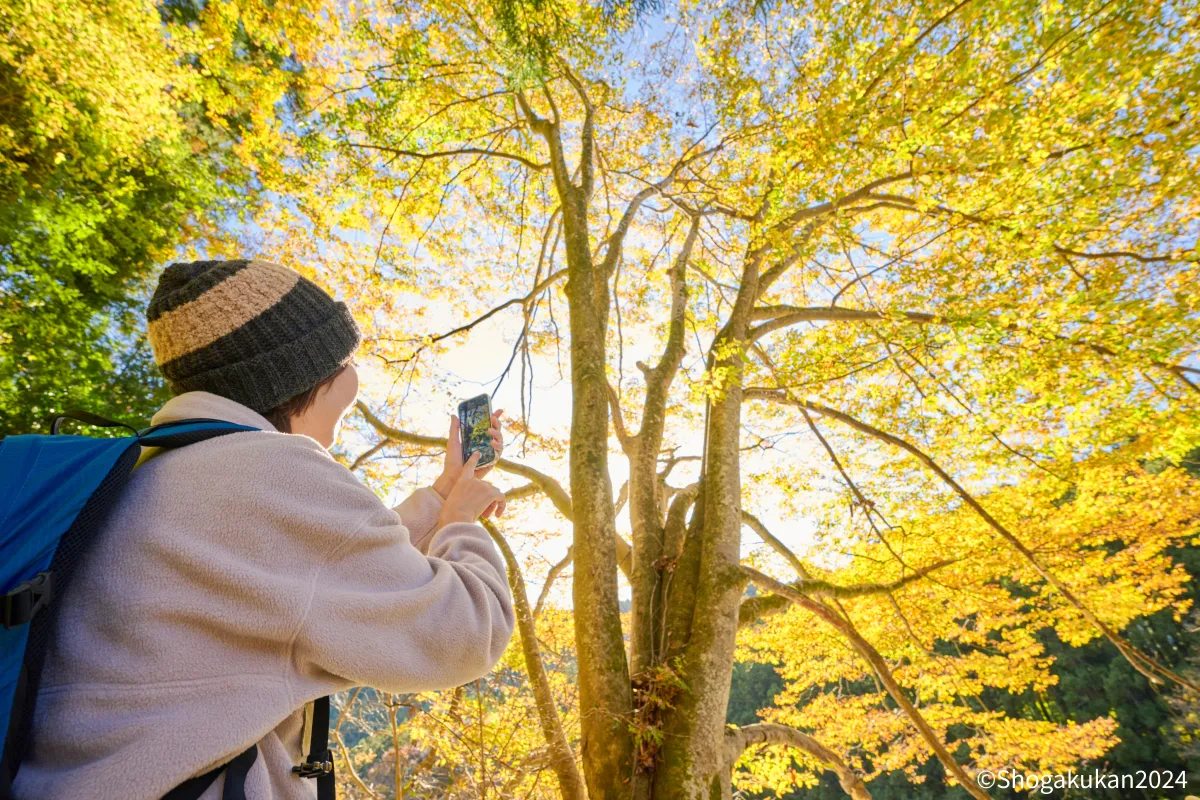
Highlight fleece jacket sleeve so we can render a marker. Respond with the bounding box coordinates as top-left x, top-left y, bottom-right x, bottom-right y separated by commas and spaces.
282, 440, 515, 693
392, 487, 445, 554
